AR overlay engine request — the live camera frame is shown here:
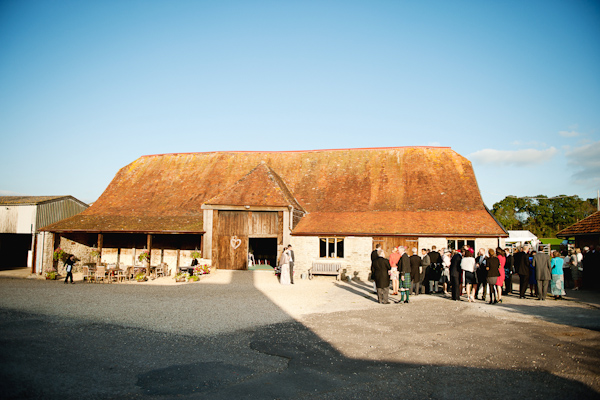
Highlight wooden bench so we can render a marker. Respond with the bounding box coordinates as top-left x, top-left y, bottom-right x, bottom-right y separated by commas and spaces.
309, 261, 342, 280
